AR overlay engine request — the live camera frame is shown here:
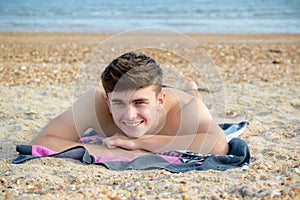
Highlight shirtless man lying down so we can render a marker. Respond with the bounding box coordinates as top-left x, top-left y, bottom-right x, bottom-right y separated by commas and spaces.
30, 52, 229, 159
